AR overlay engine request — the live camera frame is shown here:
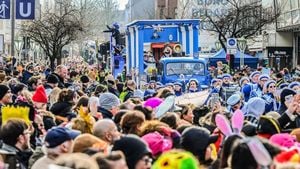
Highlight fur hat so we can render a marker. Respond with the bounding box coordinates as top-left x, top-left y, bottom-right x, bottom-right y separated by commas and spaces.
32, 85, 48, 103
0, 84, 10, 100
